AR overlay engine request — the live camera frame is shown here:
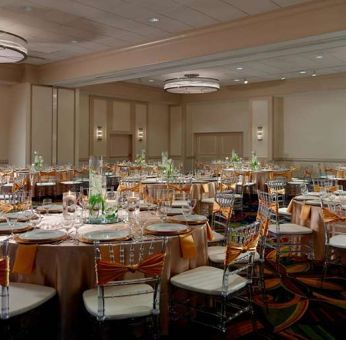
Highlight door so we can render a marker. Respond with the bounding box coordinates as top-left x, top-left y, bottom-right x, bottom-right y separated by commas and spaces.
194, 132, 243, 162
